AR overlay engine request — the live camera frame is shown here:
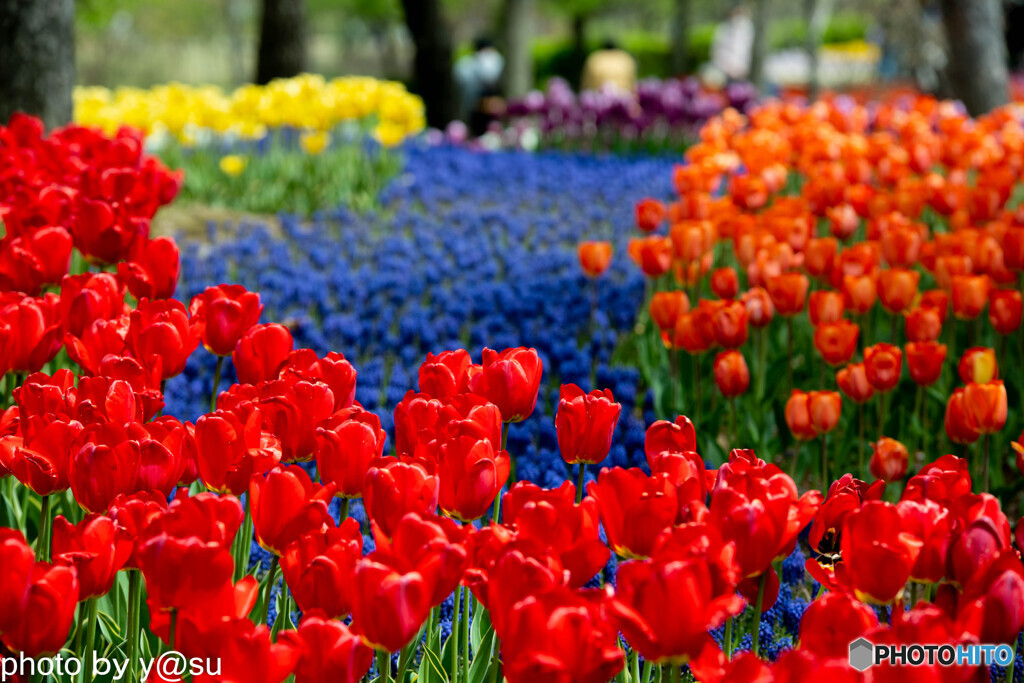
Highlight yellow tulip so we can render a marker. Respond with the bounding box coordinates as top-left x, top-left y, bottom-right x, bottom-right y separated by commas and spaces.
219, 154, 247, 177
